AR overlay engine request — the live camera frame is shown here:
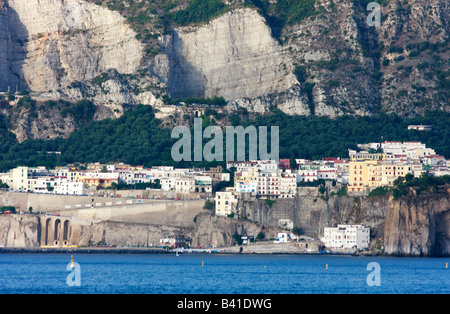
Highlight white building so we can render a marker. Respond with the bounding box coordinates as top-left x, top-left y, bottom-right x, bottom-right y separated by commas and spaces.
4, 166, 50, 192
279, 172, 297, 198
318, 167, 337, 181
160, 177, 175, 192
381, 141, 436, 160
322, 225, 370, 250
174, 177, 196, 193
298, 169, 317, 182
274, 232, 291, 243
235, 180, 257, 194
257, 171, 280, 198
256, 160, 278, 172
162, 175, 212, 194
